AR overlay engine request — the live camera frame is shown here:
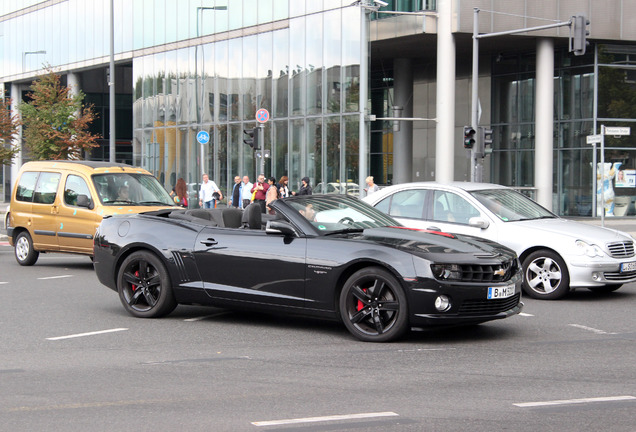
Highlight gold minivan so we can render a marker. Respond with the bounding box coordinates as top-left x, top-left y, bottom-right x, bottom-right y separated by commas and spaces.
8, 160, 177, 265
